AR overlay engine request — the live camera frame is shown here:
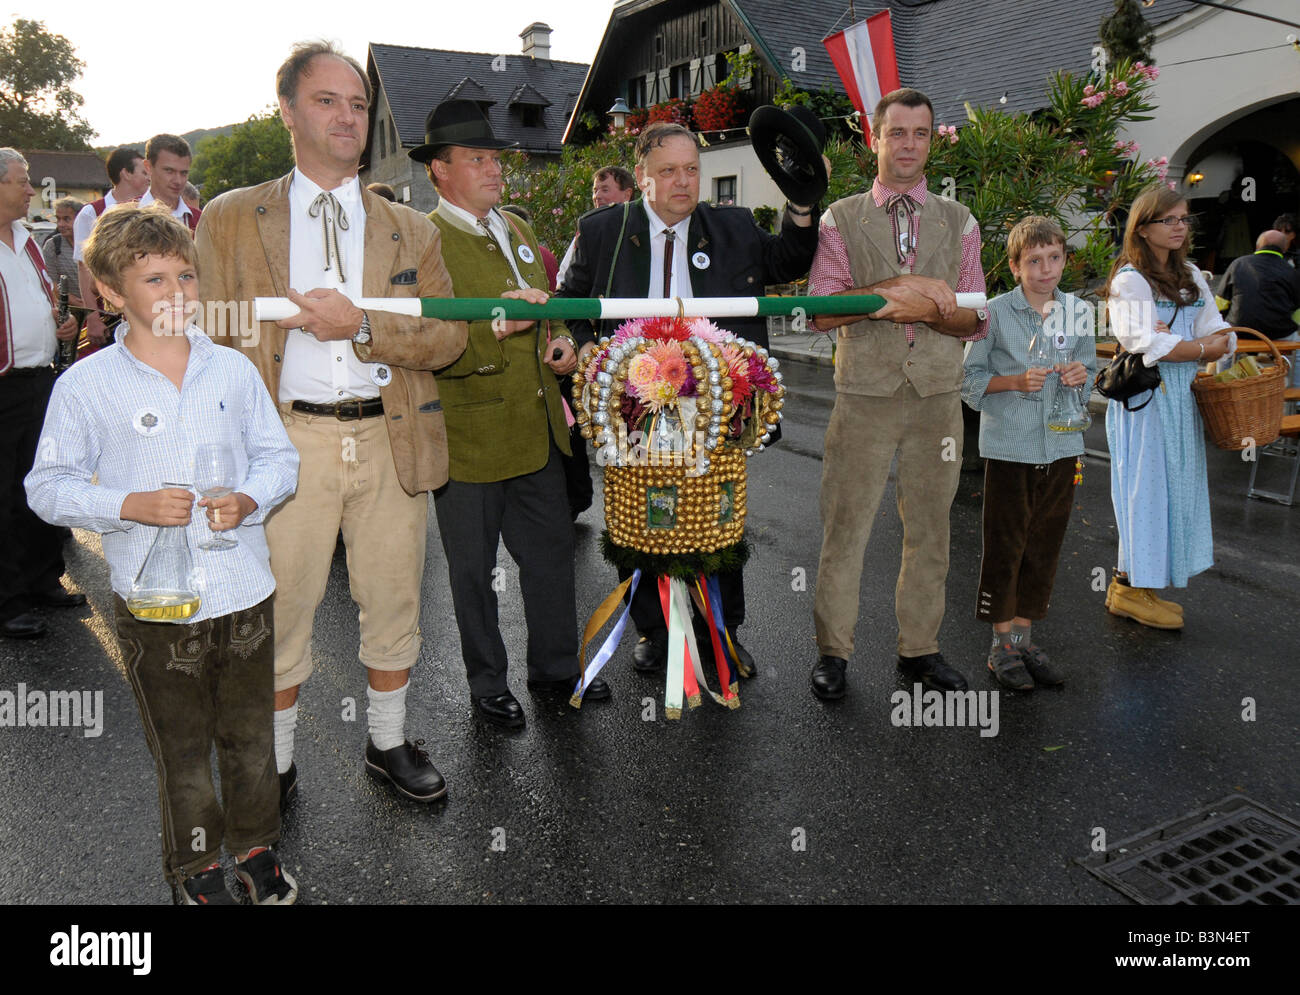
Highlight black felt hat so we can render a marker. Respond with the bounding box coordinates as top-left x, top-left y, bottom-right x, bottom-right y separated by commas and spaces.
748, 103, 828, 205
408, 99, 517, 163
